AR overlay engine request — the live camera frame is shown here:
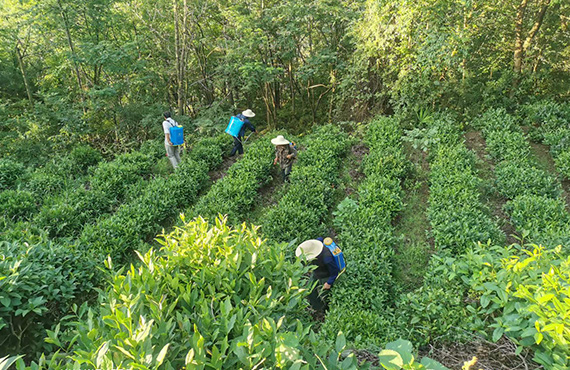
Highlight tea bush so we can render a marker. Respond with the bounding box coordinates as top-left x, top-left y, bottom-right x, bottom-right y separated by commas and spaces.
89, 151, 155, 200
34, 188, 114, 238
505, 195, 570, 244
33, 148, 158, 239
0, 190, 36, 221
428, 143, 504, 252
191, 137, 274, 225
0, 240, 98, 356
25, 160, 74, 200
522, 101, 570, 181
261, 125, 350, 242
0, 158, 26, 190
403, 243, 570, 369
494, 161, 561, 199
68, 145, 103, 174
478, 108, 570, 247
554, 149, 570, 178
79, 136, 227, 261
321, 116, 405, 346
44, 217, 362, 369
